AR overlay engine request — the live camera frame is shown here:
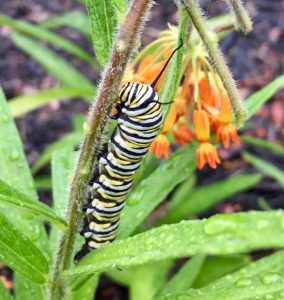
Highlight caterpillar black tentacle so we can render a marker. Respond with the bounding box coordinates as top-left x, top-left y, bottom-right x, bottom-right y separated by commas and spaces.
76, 41, 183, 261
